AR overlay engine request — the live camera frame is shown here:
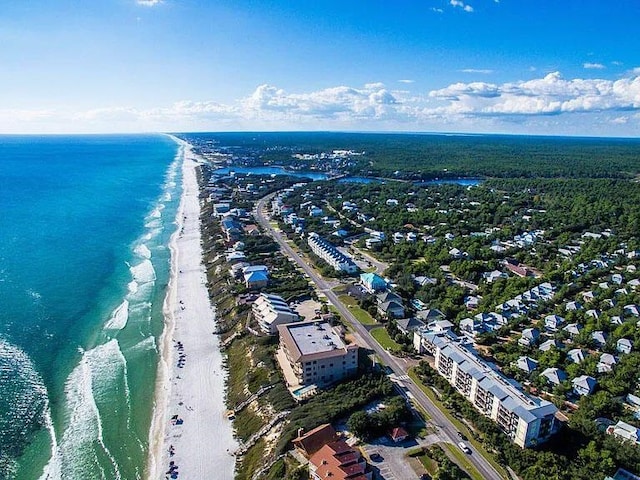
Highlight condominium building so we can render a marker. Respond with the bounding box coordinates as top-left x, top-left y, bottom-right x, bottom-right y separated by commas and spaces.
307, 233, 358, 273
252, 293, 299, 335
277, 321, 358, 387
420, 330, 558, 448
